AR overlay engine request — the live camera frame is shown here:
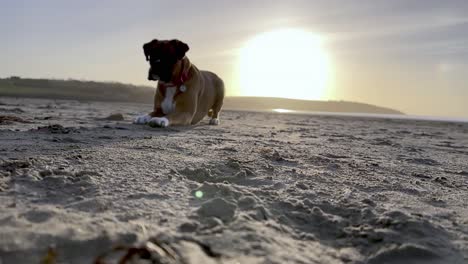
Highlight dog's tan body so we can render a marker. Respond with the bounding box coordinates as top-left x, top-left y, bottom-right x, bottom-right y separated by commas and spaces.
150, 58, 224, 125
134, 39, 224, 127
